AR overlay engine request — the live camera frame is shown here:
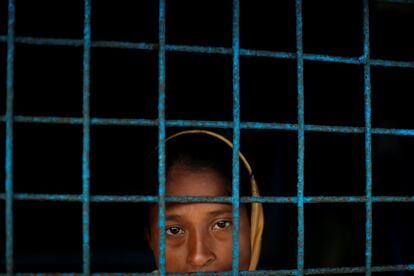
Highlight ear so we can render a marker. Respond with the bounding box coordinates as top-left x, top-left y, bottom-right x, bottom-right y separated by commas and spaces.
145, 227, 154, 251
